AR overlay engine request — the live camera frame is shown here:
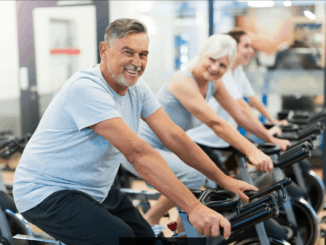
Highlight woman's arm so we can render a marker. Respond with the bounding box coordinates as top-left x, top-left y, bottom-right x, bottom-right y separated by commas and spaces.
143, 108, 260, 197
213, 81, 290, 150
247, 95, 288, 125
237, 98, 281, 136
247, 95, 273, 121
166, 74, 273, 172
